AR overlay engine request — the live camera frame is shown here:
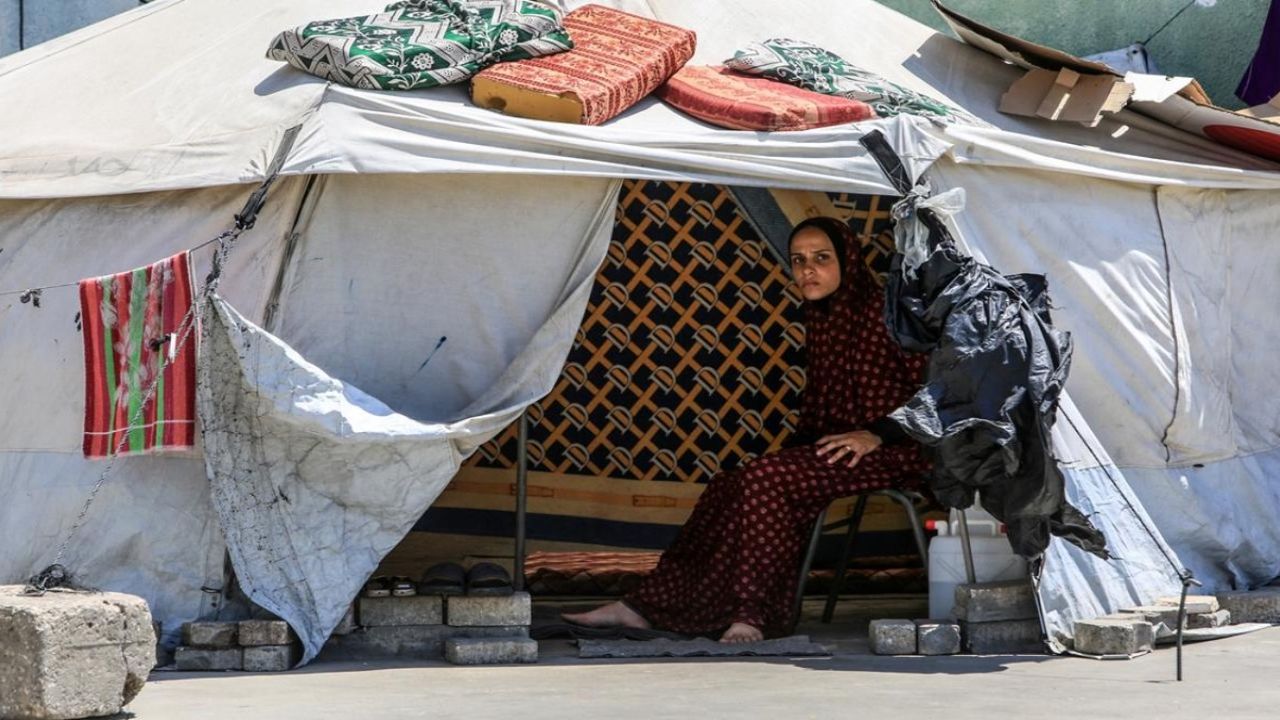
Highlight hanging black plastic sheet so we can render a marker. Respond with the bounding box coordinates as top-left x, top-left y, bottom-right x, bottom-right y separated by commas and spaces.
860, 130, 1107, 560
